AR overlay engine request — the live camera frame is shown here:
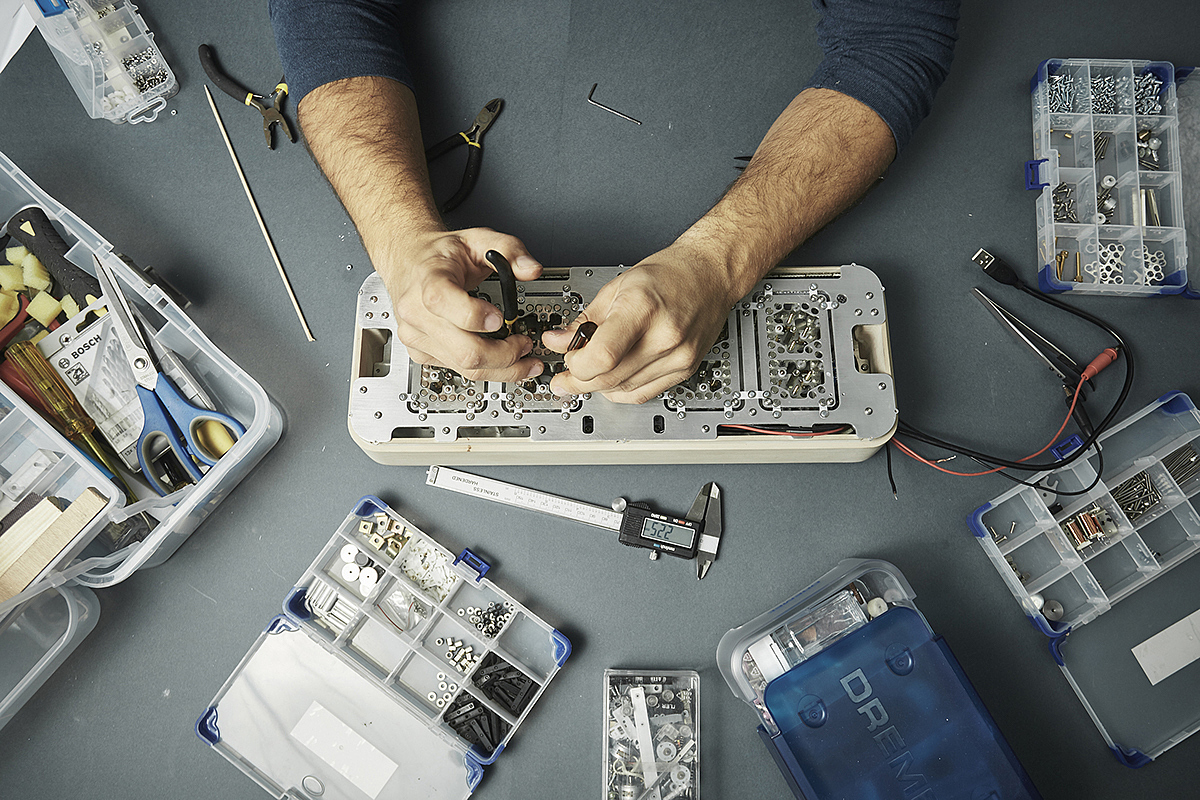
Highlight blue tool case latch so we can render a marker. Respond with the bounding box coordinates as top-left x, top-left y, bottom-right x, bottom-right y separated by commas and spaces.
1025, 159, 1049, 190
455, 549, 491, 581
